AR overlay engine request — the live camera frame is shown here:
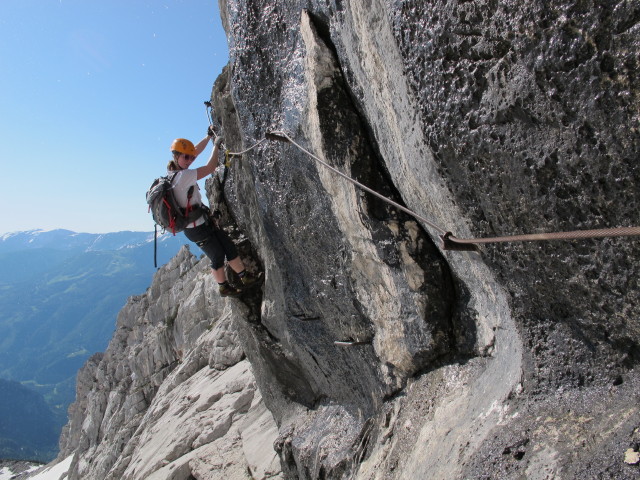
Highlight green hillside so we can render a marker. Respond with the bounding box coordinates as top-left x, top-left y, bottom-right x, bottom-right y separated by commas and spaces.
0, 379, 59, 462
